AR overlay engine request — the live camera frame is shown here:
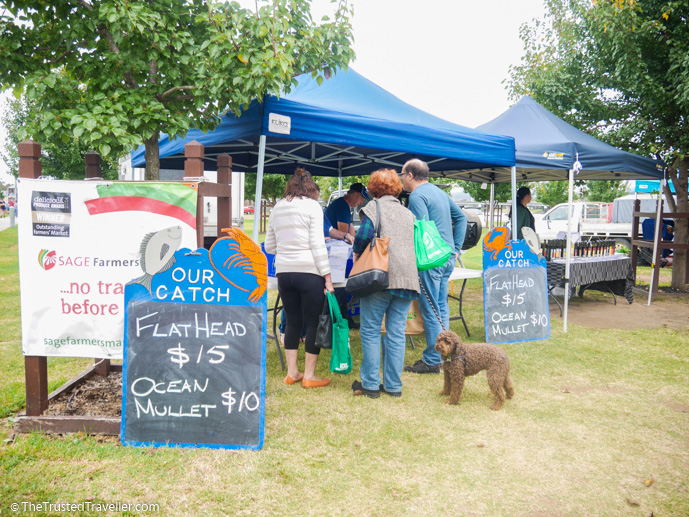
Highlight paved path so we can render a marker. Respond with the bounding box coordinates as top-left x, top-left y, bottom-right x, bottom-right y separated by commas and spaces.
0, 216, 13, 232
